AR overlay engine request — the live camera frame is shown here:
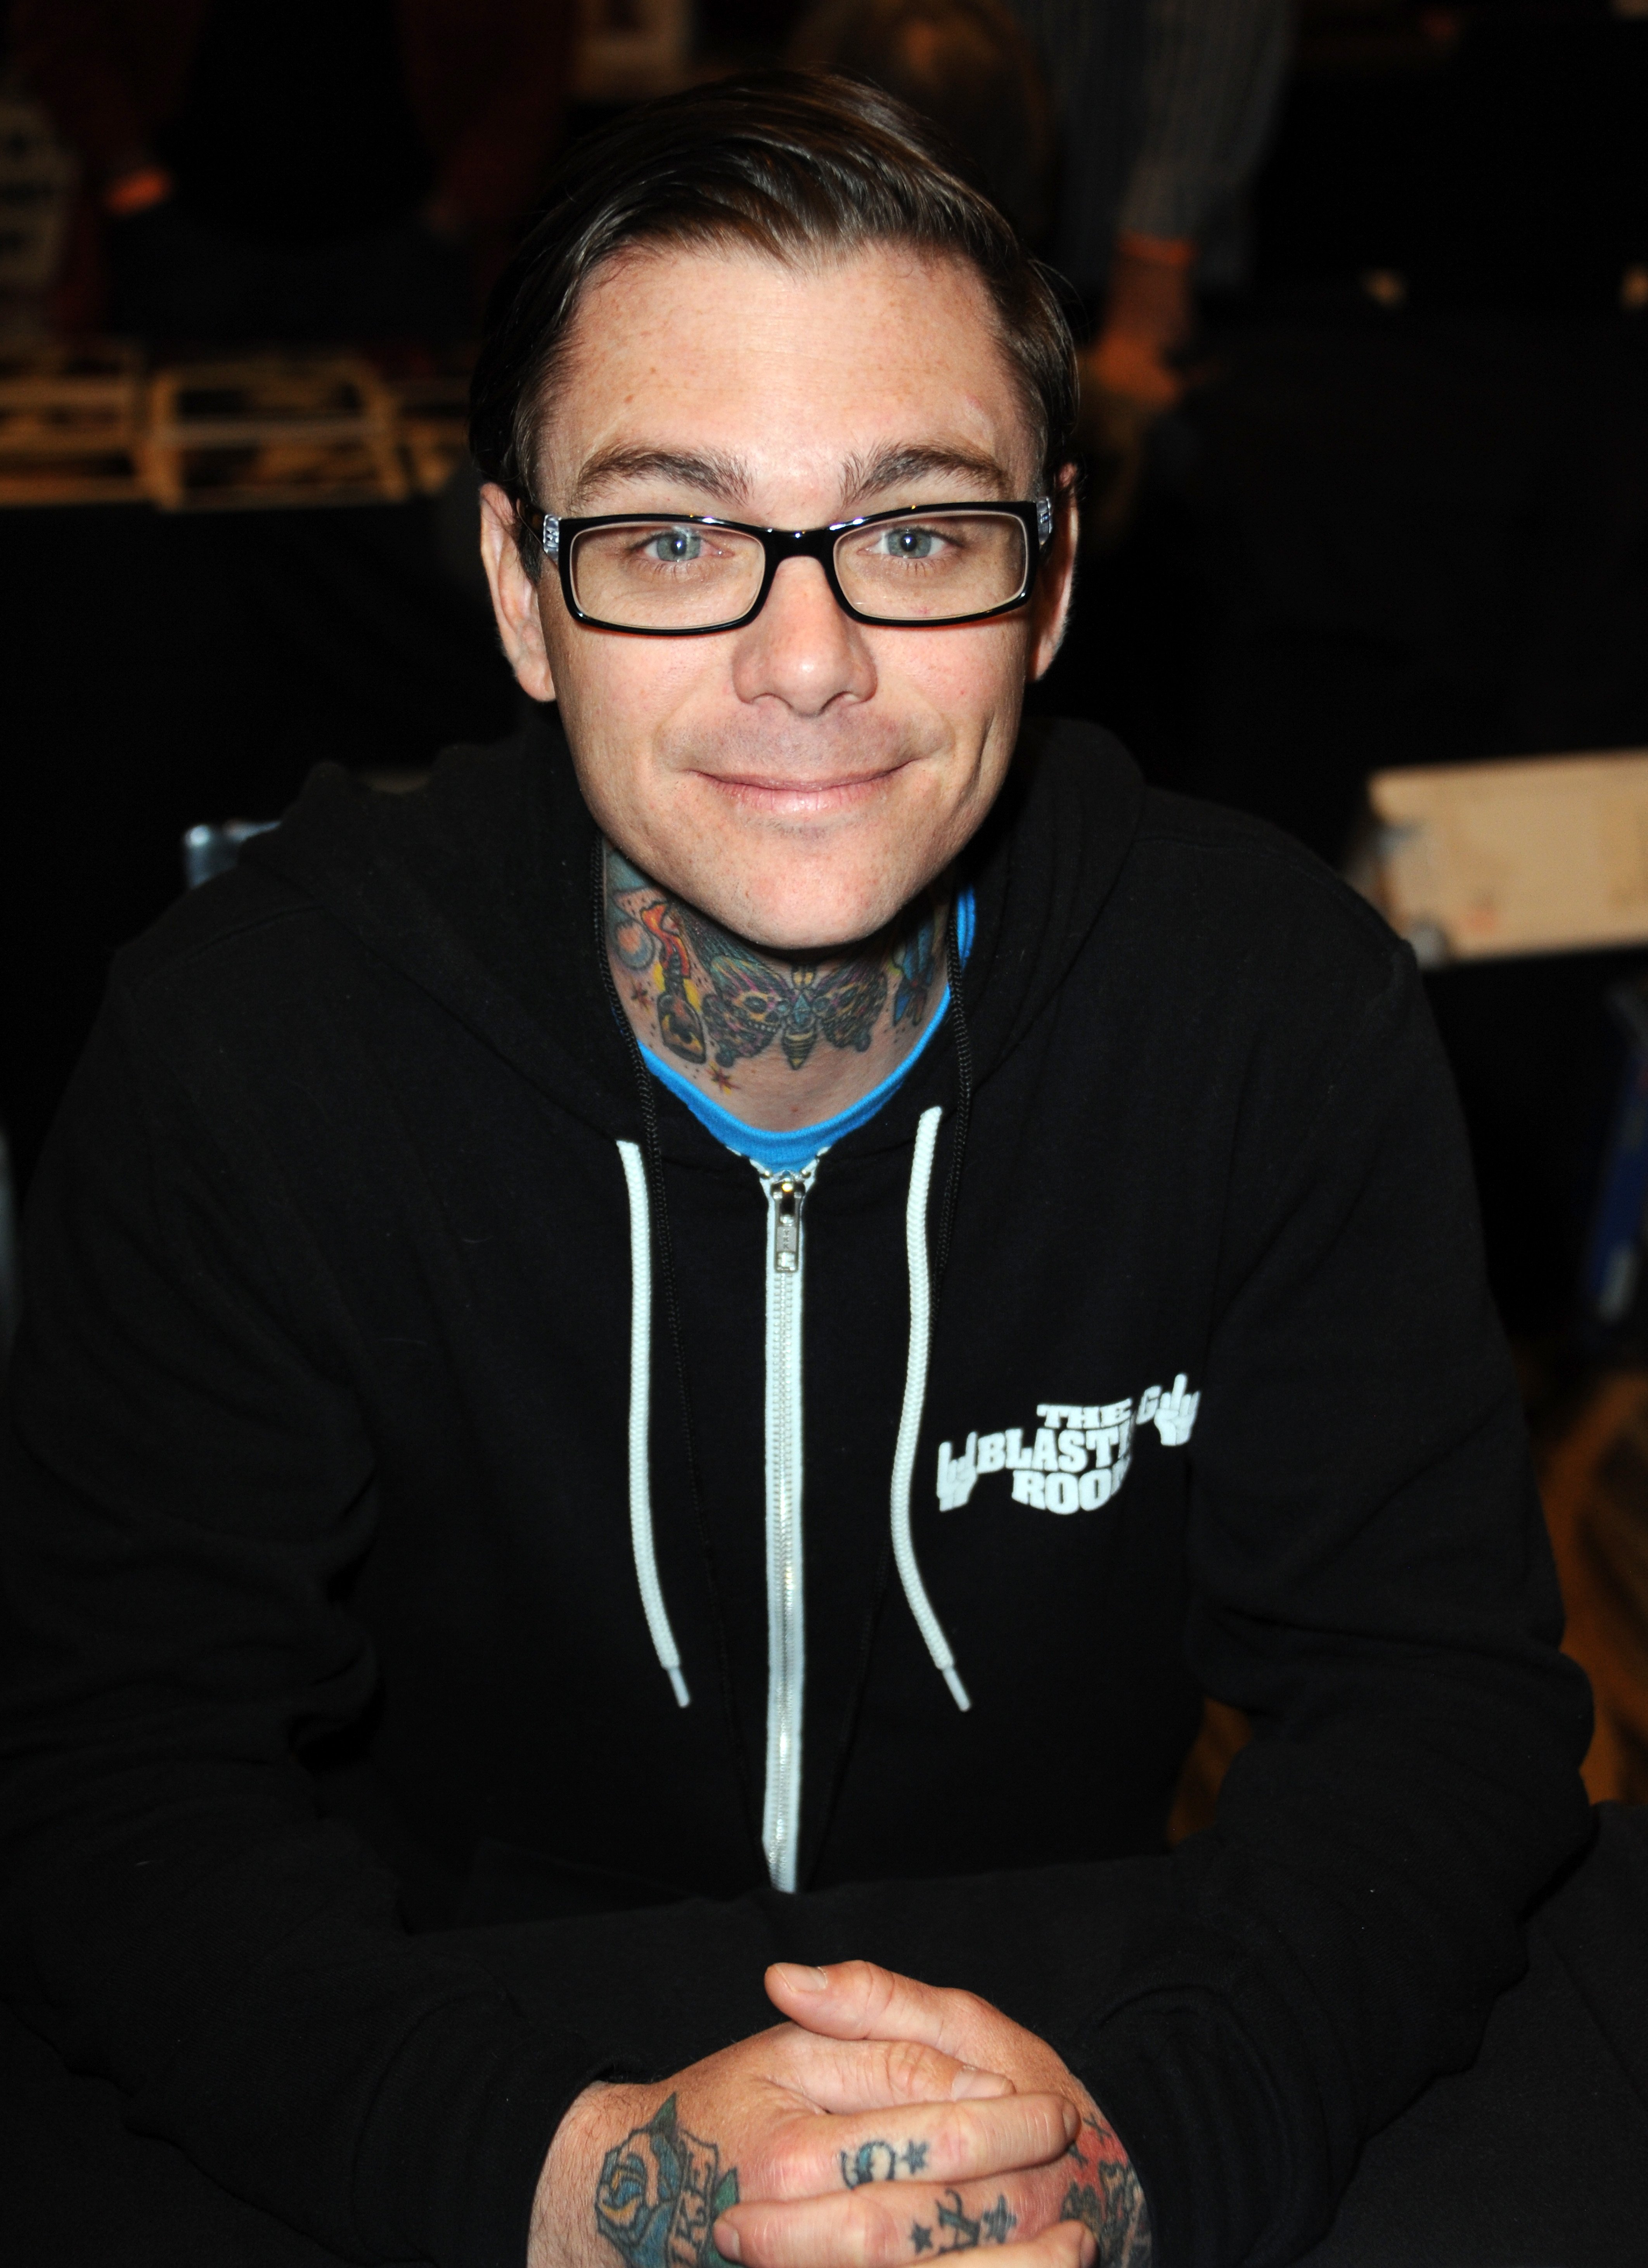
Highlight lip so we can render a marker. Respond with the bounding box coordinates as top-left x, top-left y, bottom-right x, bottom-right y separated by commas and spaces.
691, 758, 915, 815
